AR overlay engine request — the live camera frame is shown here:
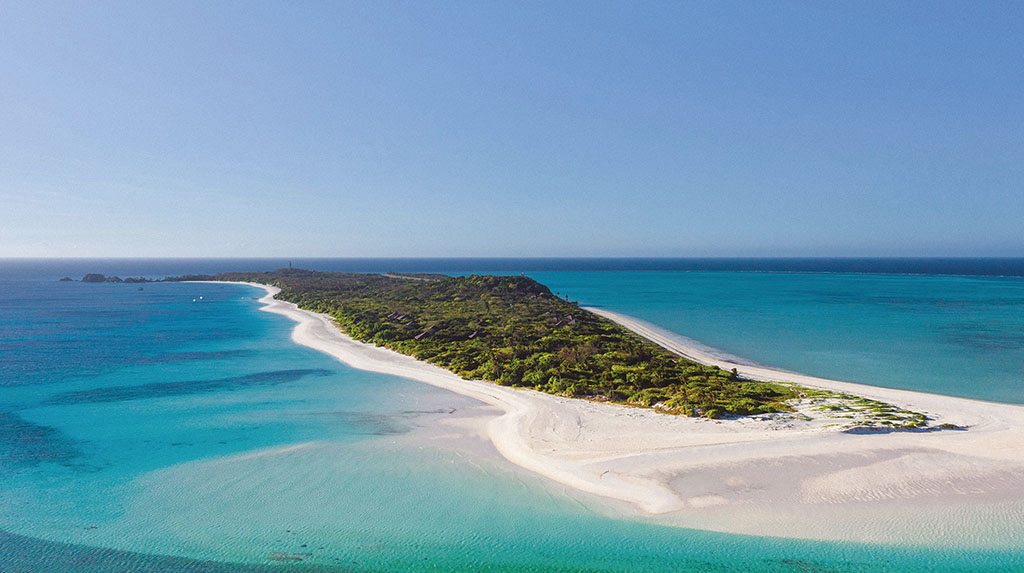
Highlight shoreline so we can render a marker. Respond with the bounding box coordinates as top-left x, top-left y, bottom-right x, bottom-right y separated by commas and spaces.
221, 281, 1024, 547
584, 307, 1005, 423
